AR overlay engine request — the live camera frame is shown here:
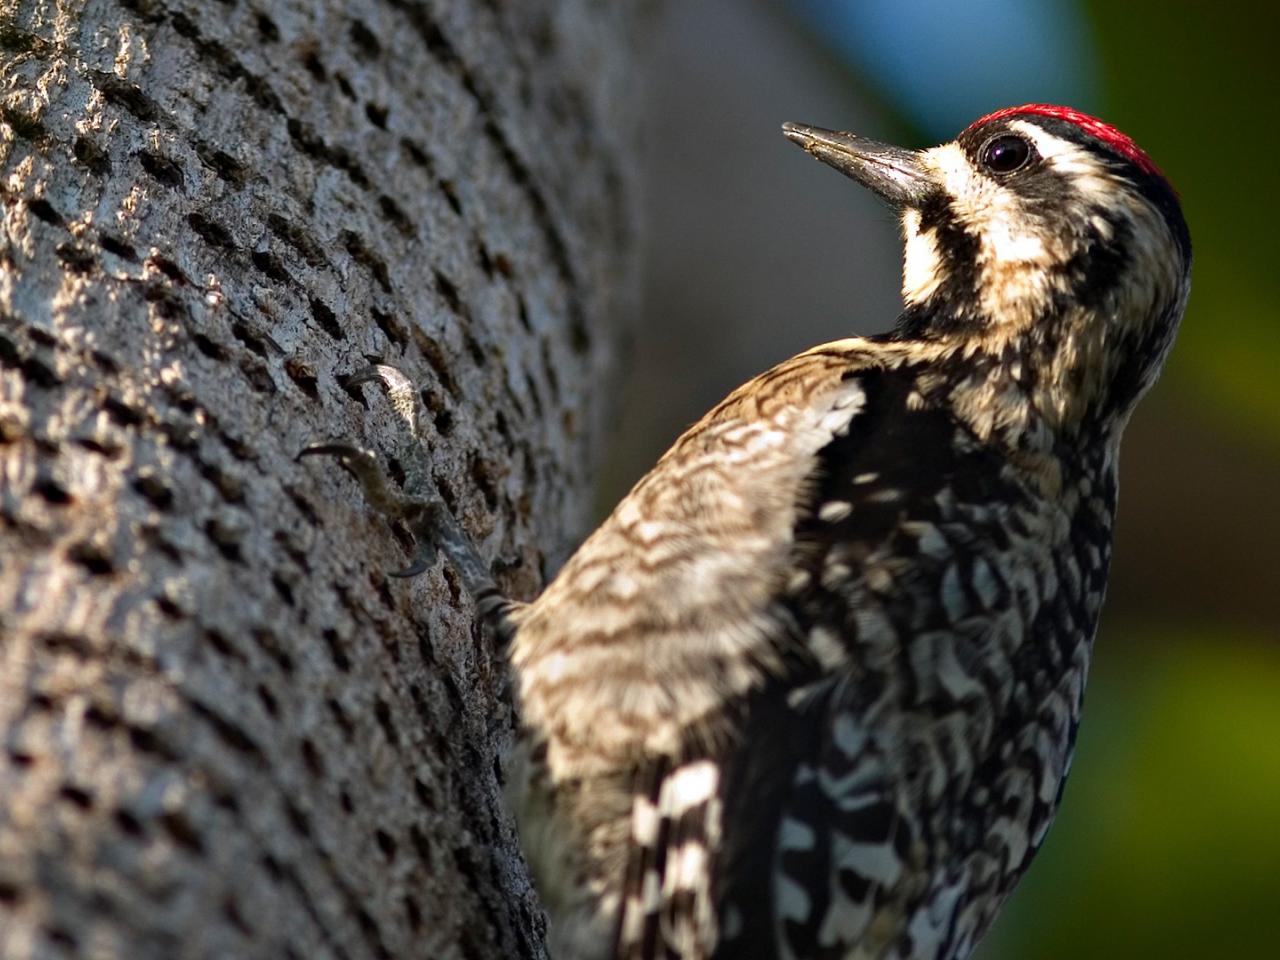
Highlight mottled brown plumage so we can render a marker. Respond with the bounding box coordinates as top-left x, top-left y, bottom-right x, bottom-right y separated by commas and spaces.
304, 105, 1190, 960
